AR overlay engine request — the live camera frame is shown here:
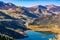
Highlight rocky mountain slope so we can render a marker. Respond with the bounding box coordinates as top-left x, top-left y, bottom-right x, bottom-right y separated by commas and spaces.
0, 1, 17, 10
0, 1, 60, 25
0, 1, 60, 39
